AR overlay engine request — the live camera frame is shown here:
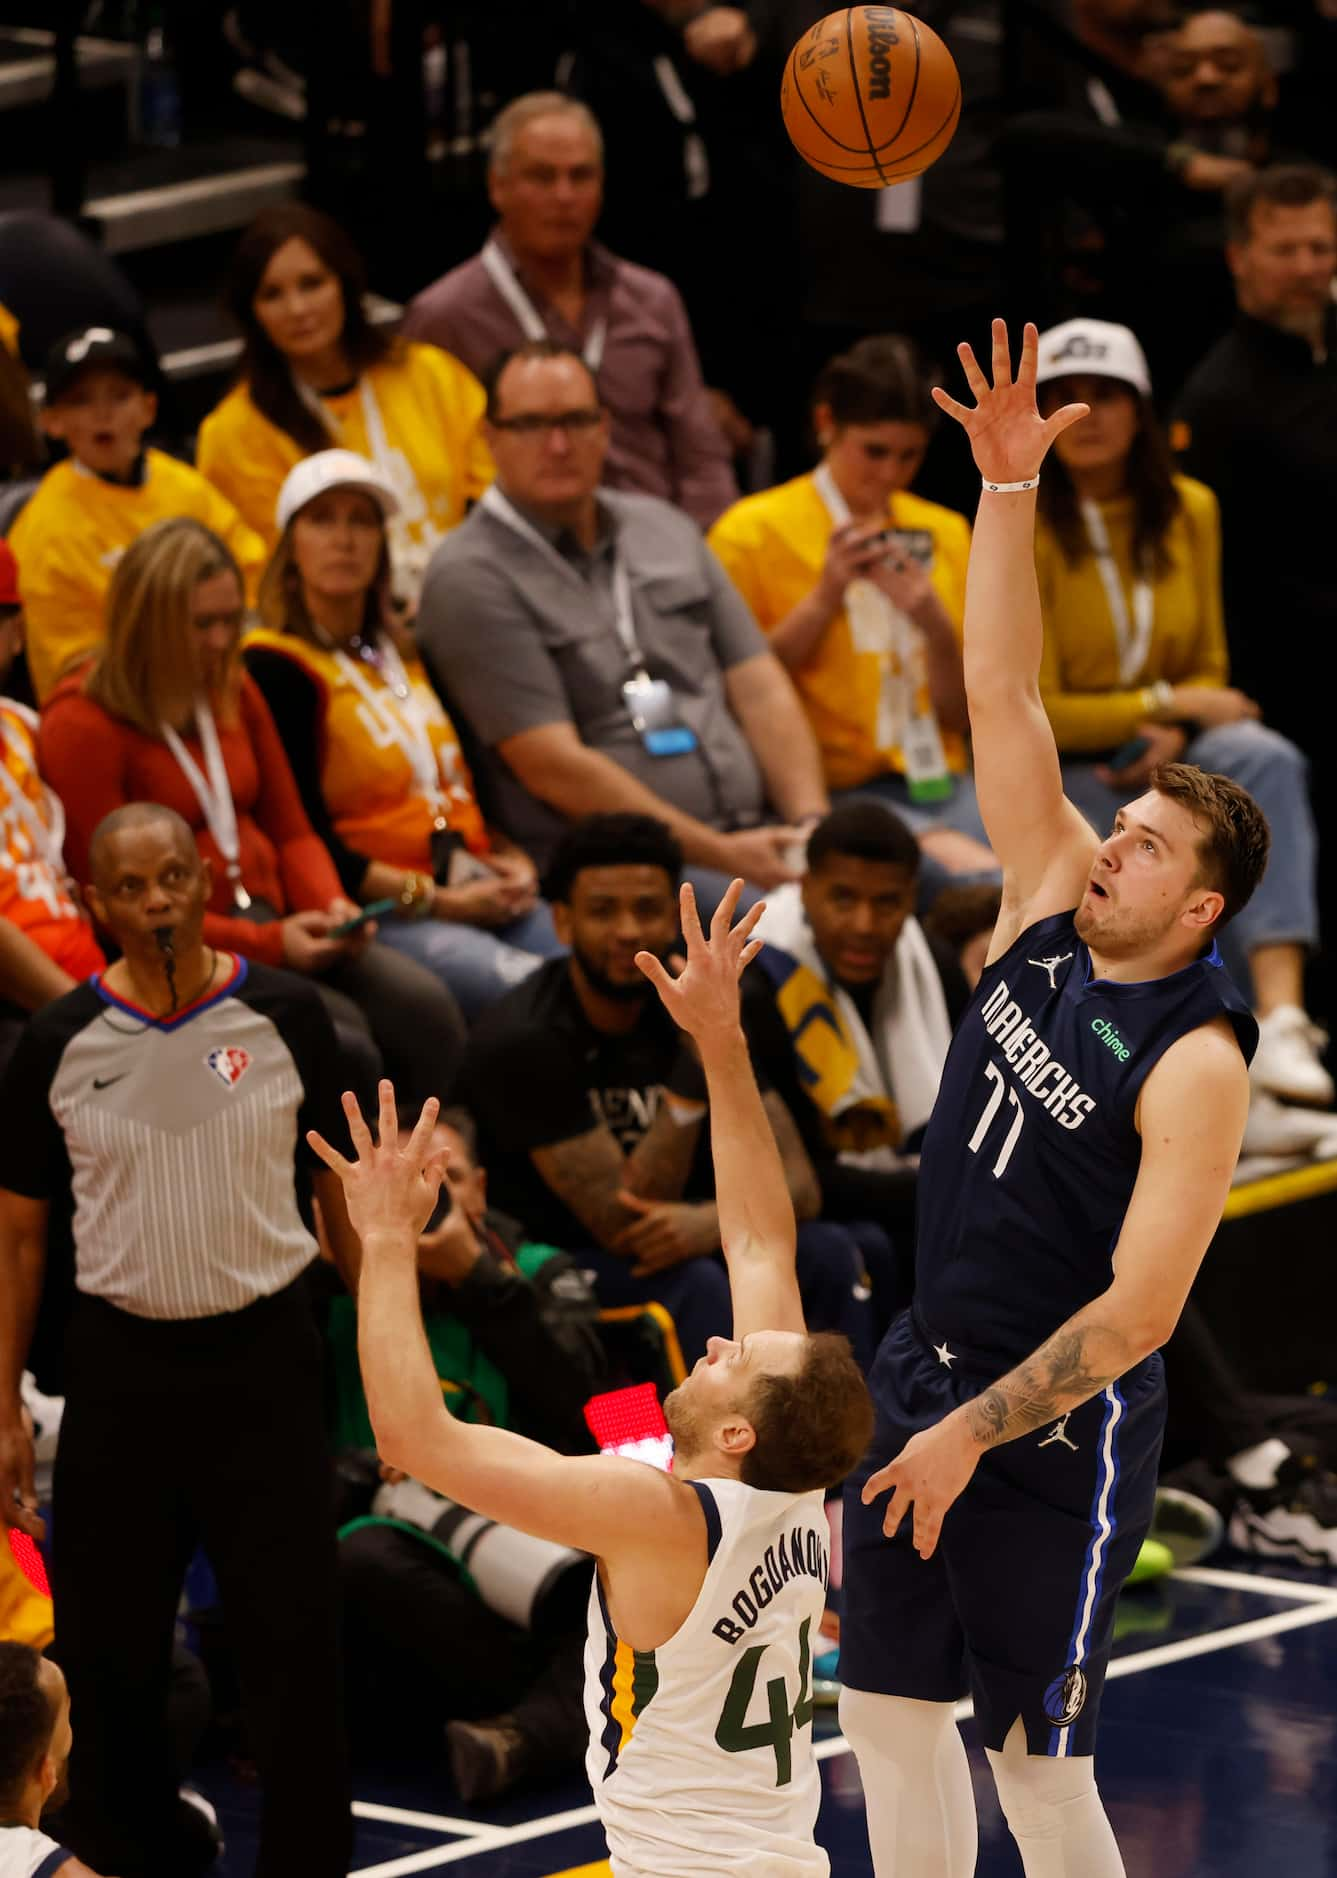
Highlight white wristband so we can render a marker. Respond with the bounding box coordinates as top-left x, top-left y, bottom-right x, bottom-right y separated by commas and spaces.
982, 476, 1040, 493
